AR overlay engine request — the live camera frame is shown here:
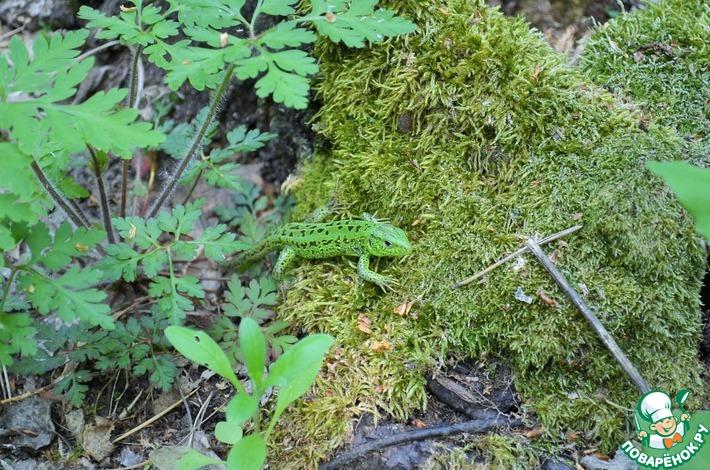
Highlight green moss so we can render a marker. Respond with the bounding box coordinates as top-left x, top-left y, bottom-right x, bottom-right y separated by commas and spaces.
271, 0, 708, 466
582, 0, 709, 142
